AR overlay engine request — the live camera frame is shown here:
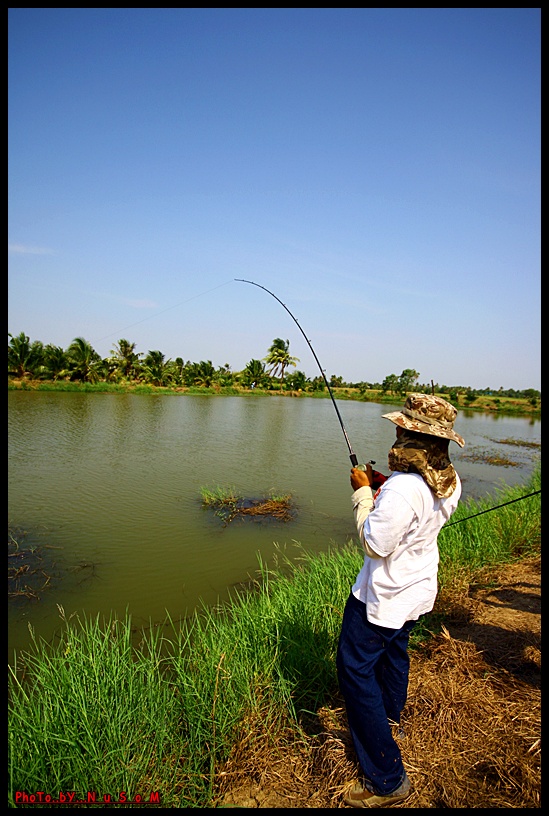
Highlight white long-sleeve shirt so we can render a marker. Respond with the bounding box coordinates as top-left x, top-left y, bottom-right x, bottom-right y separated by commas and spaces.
351, 471, 461, 629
